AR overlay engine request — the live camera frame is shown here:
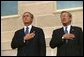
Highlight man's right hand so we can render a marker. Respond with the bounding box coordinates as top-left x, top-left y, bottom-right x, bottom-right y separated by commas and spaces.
62, 33, 75, 40
24, 31, 35, 40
